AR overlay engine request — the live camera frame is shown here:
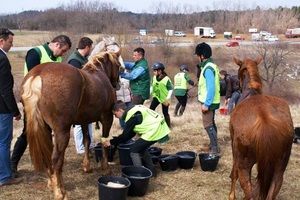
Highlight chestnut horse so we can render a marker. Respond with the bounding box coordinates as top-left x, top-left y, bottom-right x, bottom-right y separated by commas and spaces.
229, 57, 294, 200
21, 52, 121, 200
